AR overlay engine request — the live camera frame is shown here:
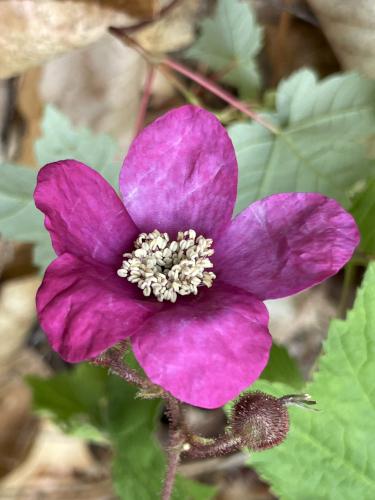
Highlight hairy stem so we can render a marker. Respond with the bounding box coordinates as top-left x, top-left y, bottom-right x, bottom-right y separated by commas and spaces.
162, 430, 184, 500
92, 354, 148, 388
164, 394, 185, 431
183, 433, 243, 459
